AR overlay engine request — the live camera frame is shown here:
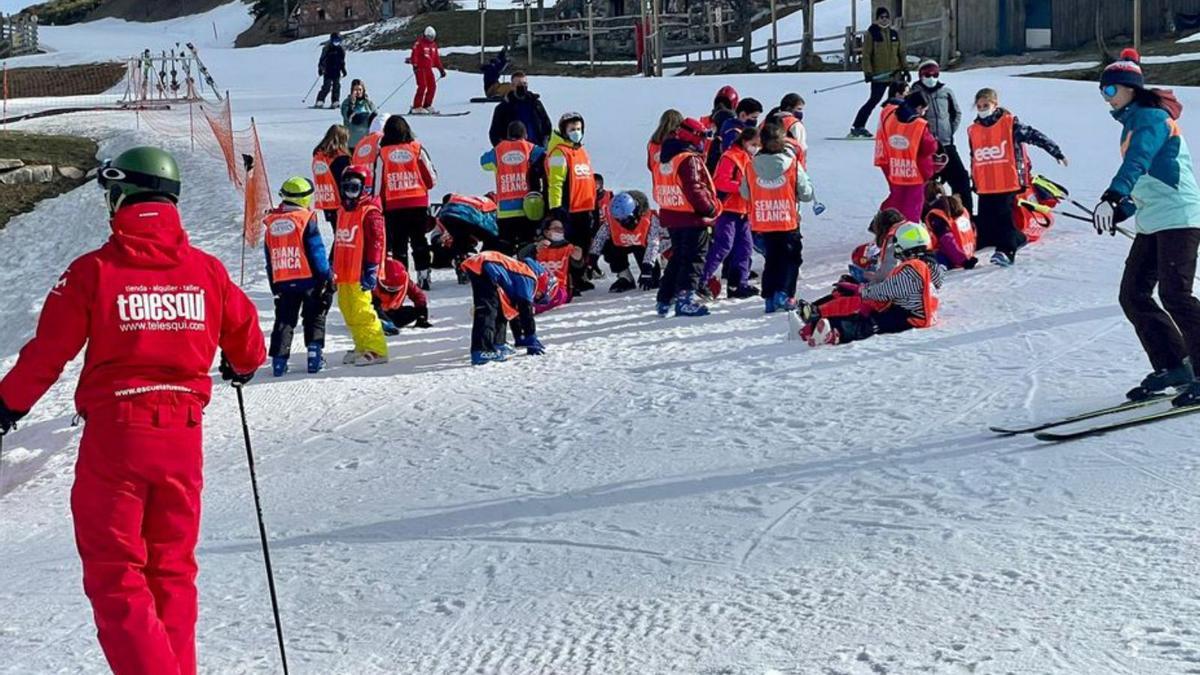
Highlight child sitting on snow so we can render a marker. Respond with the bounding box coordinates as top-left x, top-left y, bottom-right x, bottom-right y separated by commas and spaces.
796, 222, 944, 347
922, 180, 978, 270
518, 220, 580, 312
848, 208, 907, 283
